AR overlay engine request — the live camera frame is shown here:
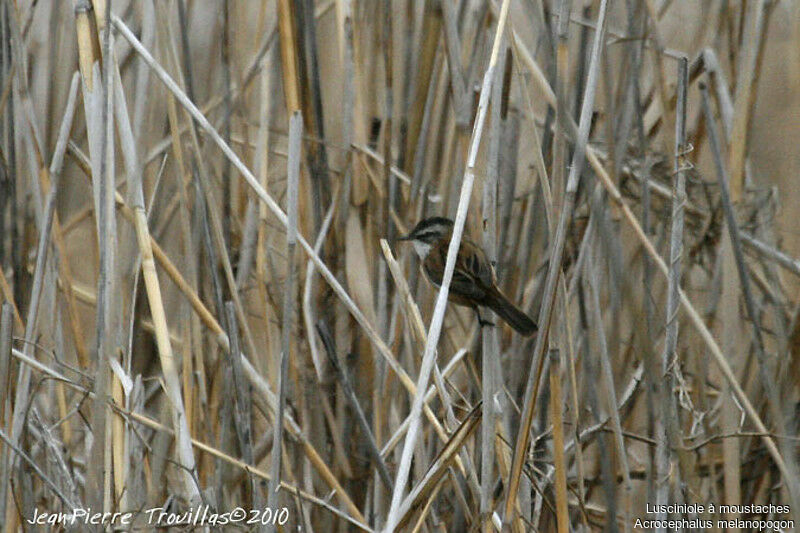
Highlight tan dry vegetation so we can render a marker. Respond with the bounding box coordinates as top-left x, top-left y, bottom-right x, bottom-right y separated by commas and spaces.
0, 0, 799, 531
